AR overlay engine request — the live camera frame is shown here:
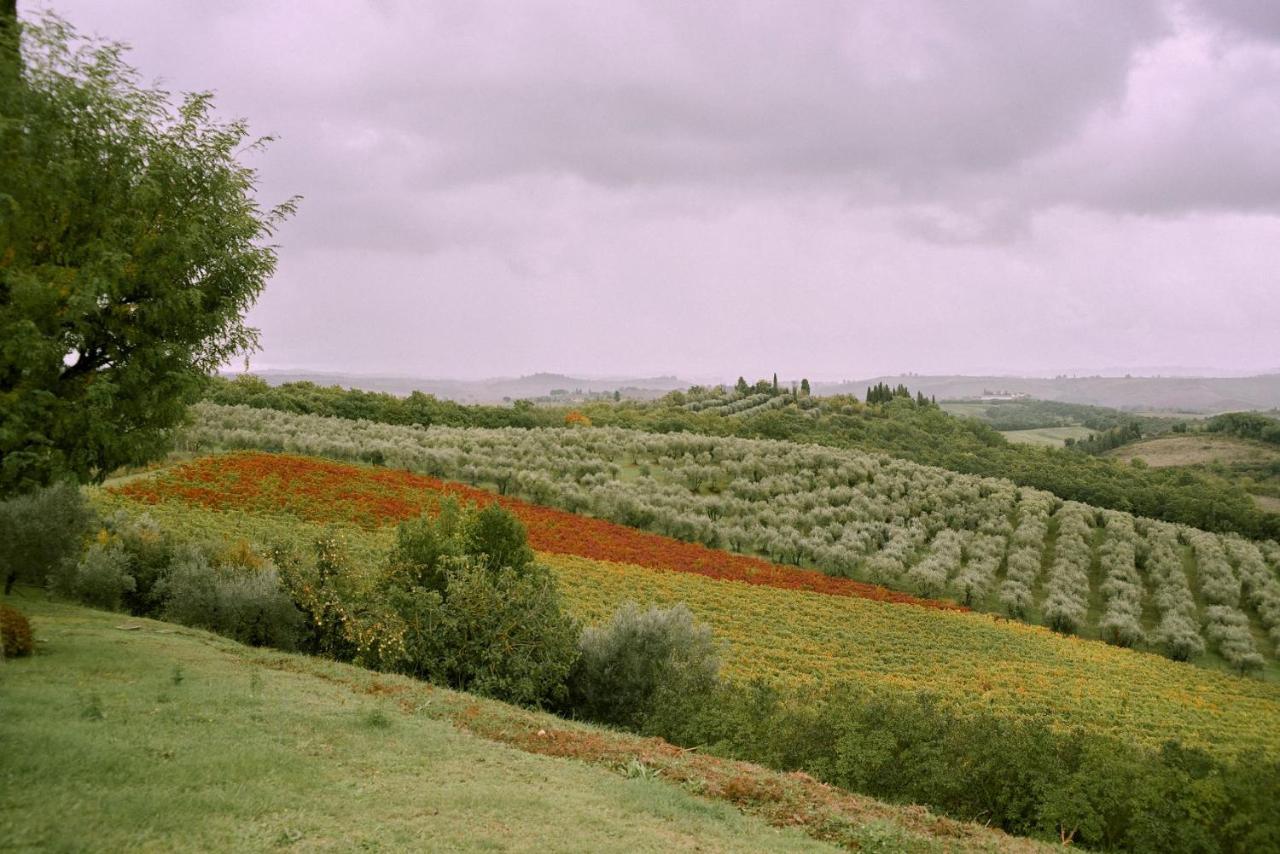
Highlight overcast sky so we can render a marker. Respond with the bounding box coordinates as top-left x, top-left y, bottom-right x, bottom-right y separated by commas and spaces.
36, 0, 1280, 380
